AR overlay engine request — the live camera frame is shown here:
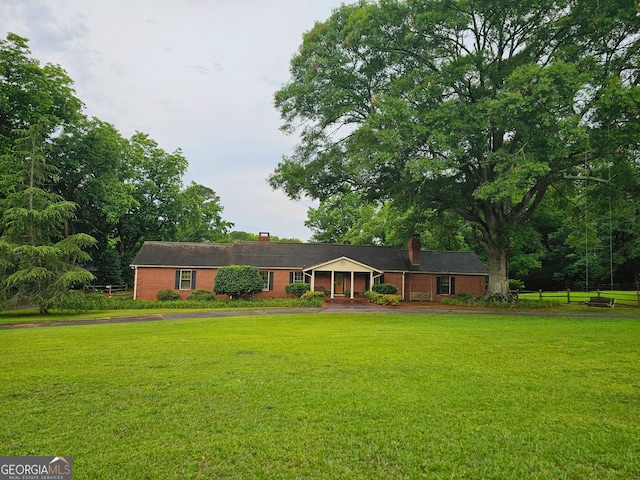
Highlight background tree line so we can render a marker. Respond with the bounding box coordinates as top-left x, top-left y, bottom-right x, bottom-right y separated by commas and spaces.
0, 33, 236, 298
